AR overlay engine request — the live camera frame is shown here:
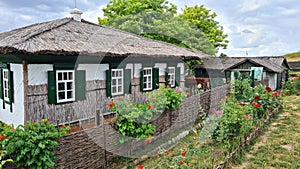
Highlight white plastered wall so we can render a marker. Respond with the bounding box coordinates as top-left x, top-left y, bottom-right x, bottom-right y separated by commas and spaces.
0, 64, 24, 127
